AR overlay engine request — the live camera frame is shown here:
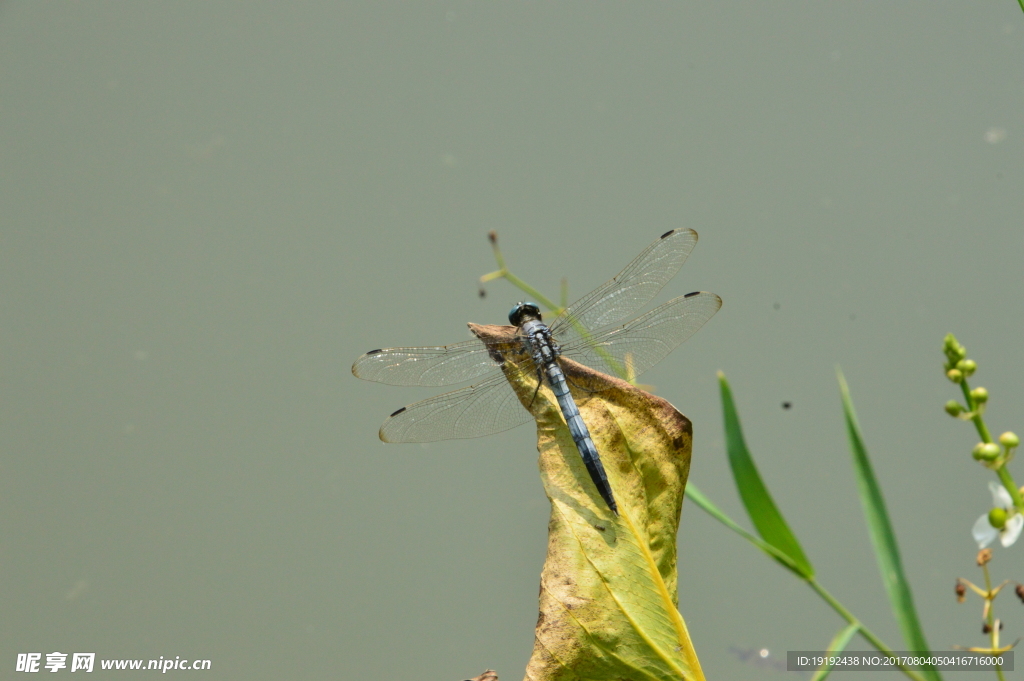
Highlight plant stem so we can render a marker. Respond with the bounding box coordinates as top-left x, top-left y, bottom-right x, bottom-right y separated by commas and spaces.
957, 377, 1022, 511
959, 378, 992, 444
995, 465, 1023, 511
480, 240, 633, 381
976, 564, 1007, 681
808, 579, 929, 681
